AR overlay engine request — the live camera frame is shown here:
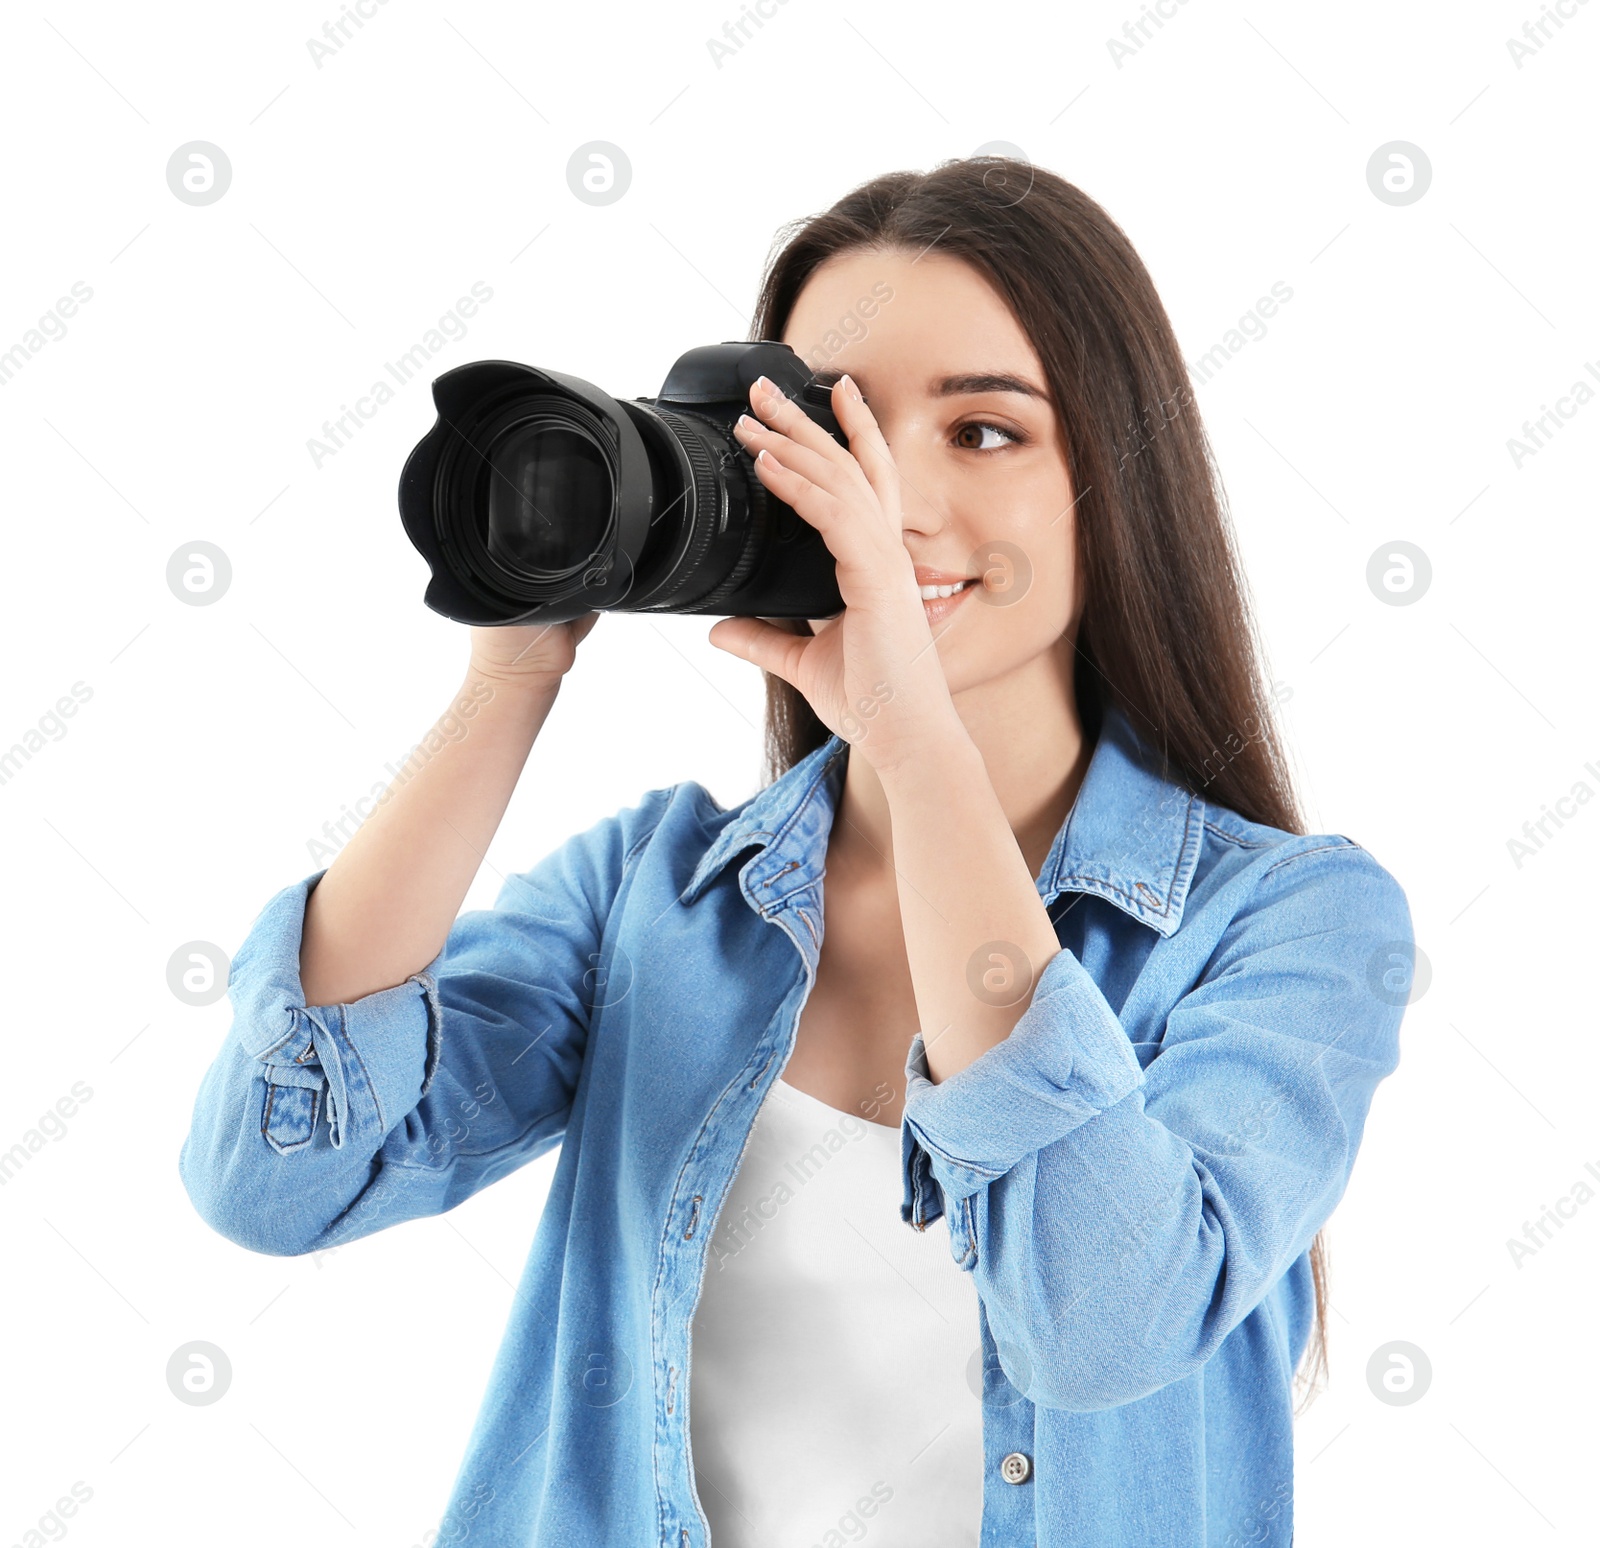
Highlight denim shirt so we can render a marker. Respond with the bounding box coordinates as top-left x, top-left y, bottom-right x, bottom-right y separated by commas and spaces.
179, 701, 1412, 1548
